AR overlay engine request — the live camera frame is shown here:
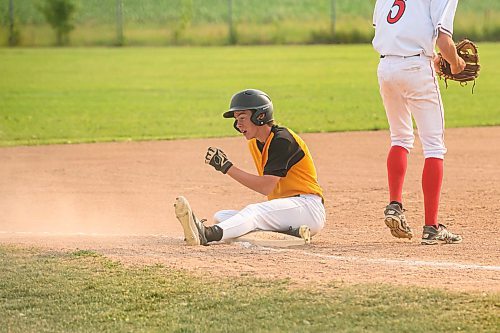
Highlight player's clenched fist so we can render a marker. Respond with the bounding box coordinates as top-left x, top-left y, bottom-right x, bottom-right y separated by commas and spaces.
205, 147, 233, 174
